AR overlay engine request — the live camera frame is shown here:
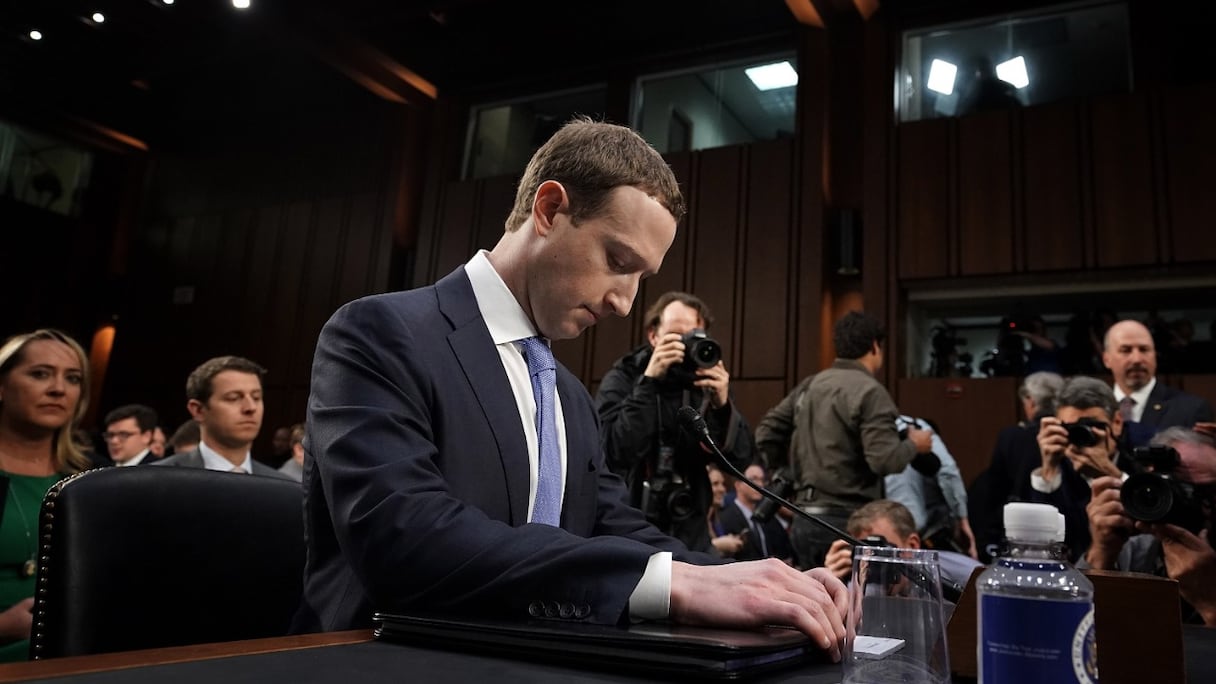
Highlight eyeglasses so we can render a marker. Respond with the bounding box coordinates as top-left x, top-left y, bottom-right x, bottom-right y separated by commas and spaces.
102, 431, 137, 442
